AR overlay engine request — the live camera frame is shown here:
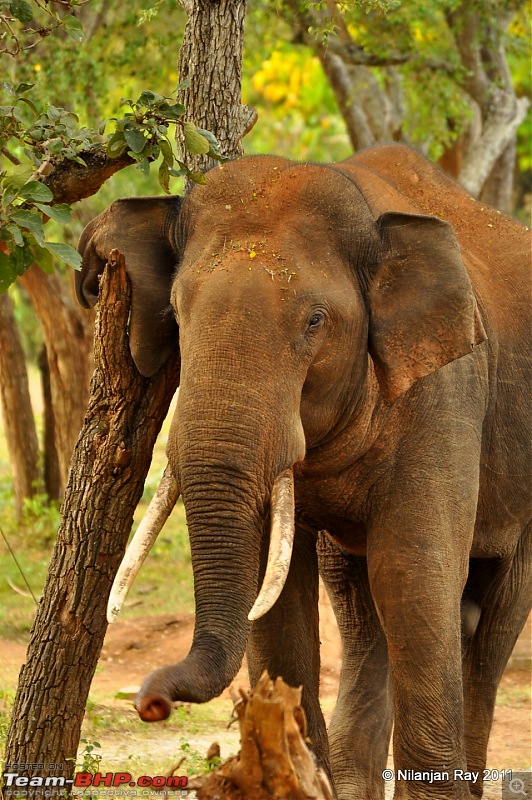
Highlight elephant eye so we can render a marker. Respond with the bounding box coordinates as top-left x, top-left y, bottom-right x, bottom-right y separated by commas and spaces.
308, 311, 325, 331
